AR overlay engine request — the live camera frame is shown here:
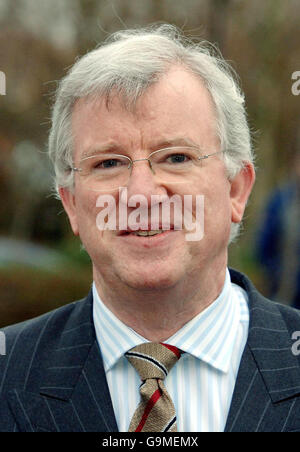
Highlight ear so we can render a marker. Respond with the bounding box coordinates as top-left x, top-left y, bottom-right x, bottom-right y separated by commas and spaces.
59, 187, 79, 236
230, 162, 255, 223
